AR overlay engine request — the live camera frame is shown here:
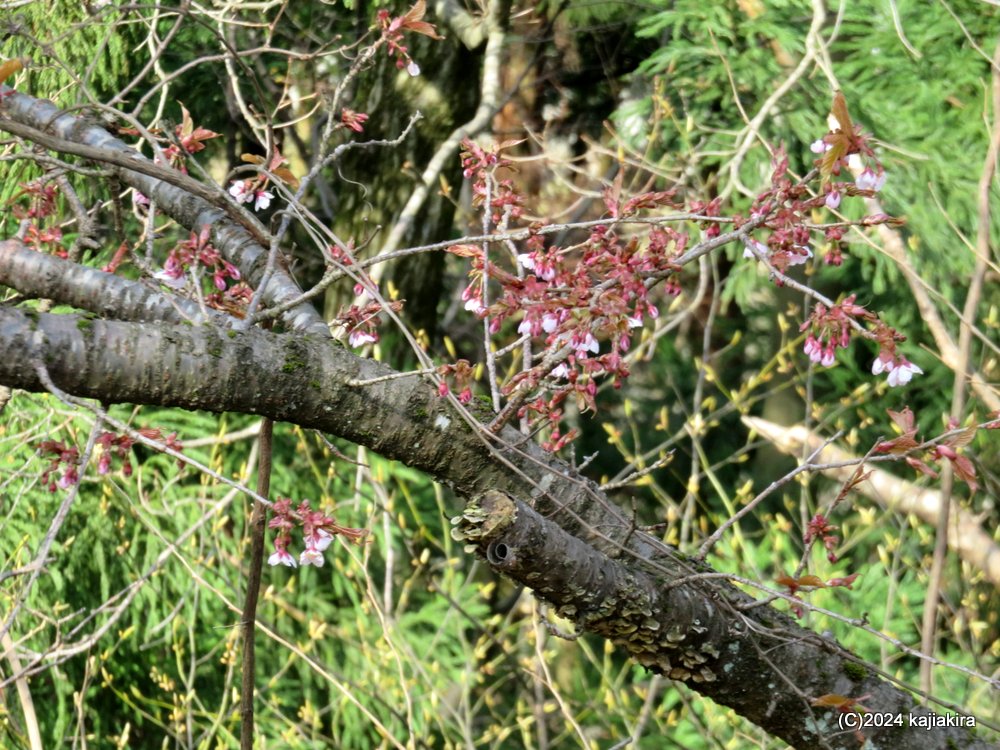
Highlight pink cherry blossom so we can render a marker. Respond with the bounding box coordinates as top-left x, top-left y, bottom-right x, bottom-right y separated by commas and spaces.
825, 190, 841, 210
872, 354, 922, 387
299, 547, 325, 567
855, 168, 885, 192
886, 359, 922, 387
268, 548, 298, 567
306, 529, 333, 552
576, 331, 599, 355
349, 330, 377, 347
550, 363, 570, 379
786, 245, 813, 267
871, 354, 892, 375
803, 335, 823, 363
743, 238, 768, 260
810, 139, 831, 154
517, 252, 556, 281
229, 180, 251, 202
253, 190, 273, 211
